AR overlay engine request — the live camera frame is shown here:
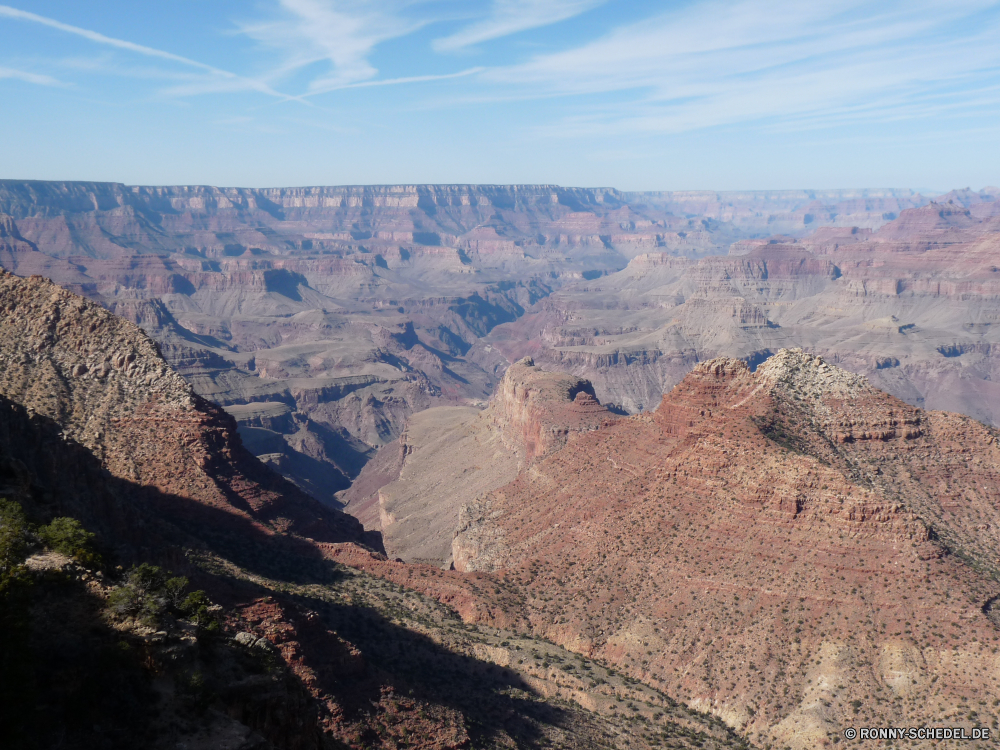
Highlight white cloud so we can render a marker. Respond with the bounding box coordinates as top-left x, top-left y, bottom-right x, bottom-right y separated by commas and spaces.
0, 4, 286, 98
0, 65, 64, 86
482, 0, 1000, 135
433, 0, 603, 51
239, 0, 425, 94
309, 67, 485, 93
